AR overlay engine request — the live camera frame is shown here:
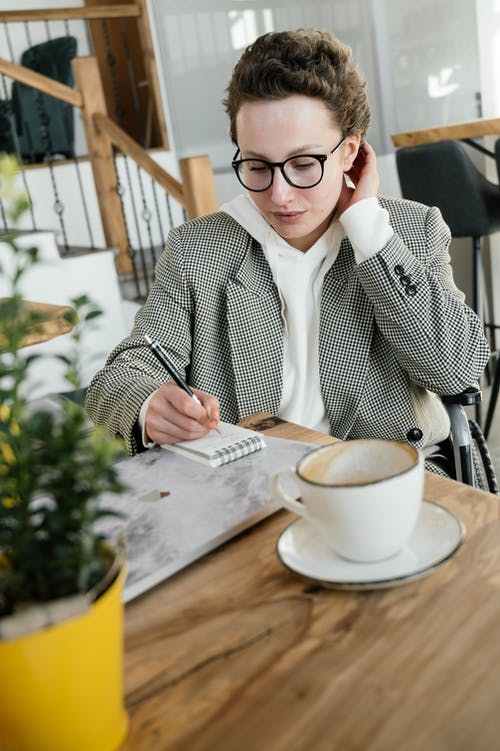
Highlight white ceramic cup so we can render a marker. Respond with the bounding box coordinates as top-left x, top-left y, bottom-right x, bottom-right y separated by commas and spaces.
273, 439, 424, 562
